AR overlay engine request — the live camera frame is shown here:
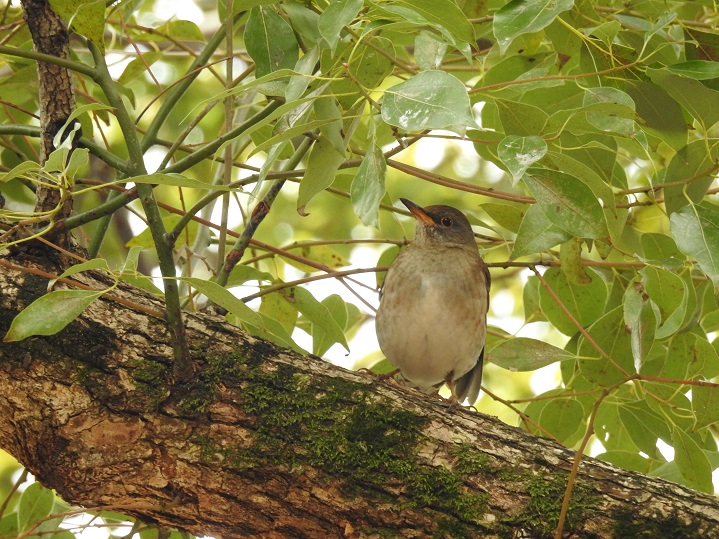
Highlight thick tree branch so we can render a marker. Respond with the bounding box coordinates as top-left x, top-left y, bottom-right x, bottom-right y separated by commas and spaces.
0, 256, 718, 539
